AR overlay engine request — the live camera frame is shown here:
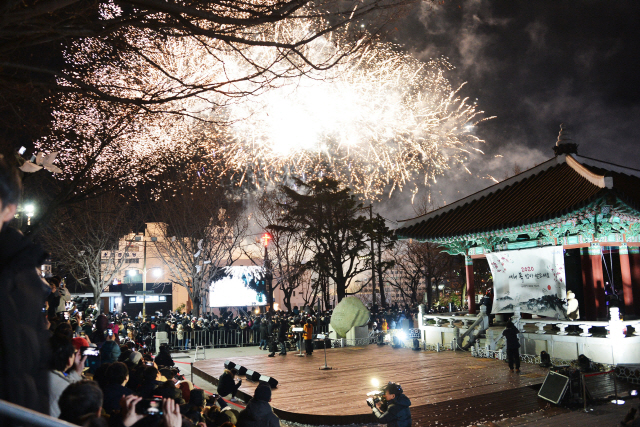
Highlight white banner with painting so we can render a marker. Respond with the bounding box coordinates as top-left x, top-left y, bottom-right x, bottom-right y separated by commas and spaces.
486, 246, 567, 318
